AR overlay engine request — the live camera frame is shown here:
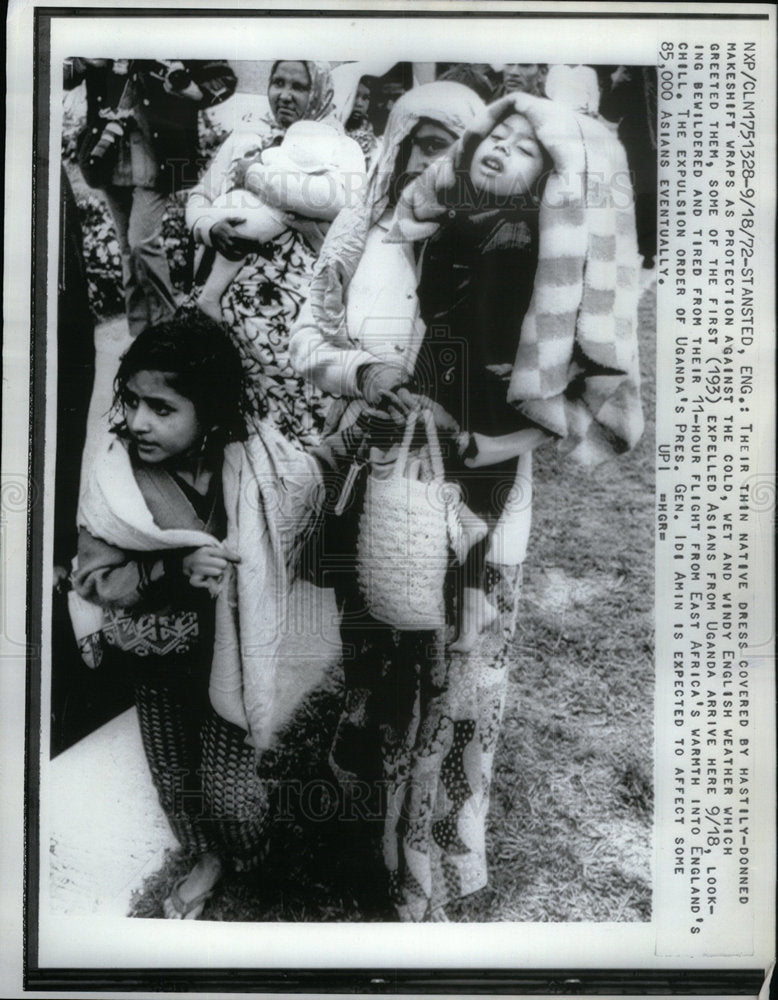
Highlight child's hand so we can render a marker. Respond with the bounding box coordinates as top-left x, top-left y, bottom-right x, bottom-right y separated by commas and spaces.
405, 394, 459, 435
209, 218, 258, 261
182, 545, 240, 589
